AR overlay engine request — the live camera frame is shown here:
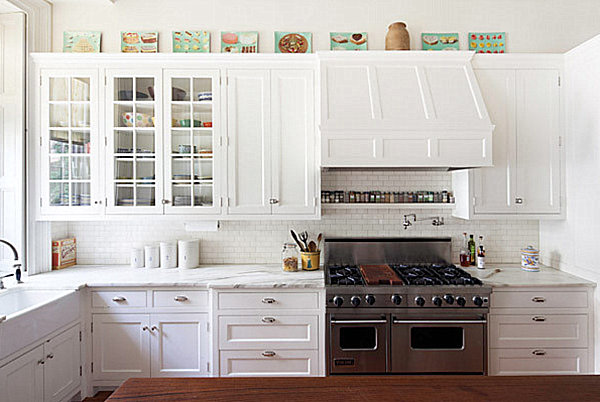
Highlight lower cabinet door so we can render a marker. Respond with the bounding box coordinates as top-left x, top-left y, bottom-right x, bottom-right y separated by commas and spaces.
490, 348, 589, 375
0, 345, 45, 402
150, 313, 209, 377
44, 325, 81, 402
92, 314, 151, 381
219, 349, 318, 377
